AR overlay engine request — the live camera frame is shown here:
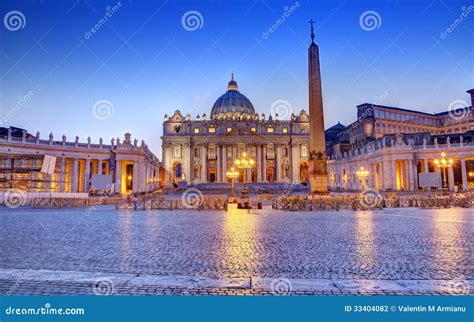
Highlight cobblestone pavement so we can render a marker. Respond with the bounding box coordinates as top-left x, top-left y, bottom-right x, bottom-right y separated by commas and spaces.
0, 207, 472, 295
